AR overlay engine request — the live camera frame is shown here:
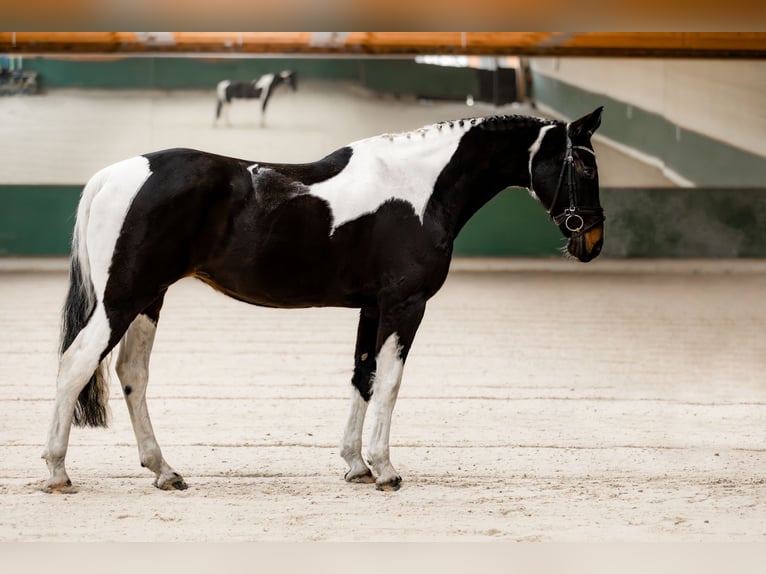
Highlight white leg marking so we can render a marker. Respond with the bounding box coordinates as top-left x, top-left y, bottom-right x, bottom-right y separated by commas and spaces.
366, 333, 404, 488
117, 315, 186, 490
42, 305, 111, 490
526, 123, 556, 201
340, 388, 372, 481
